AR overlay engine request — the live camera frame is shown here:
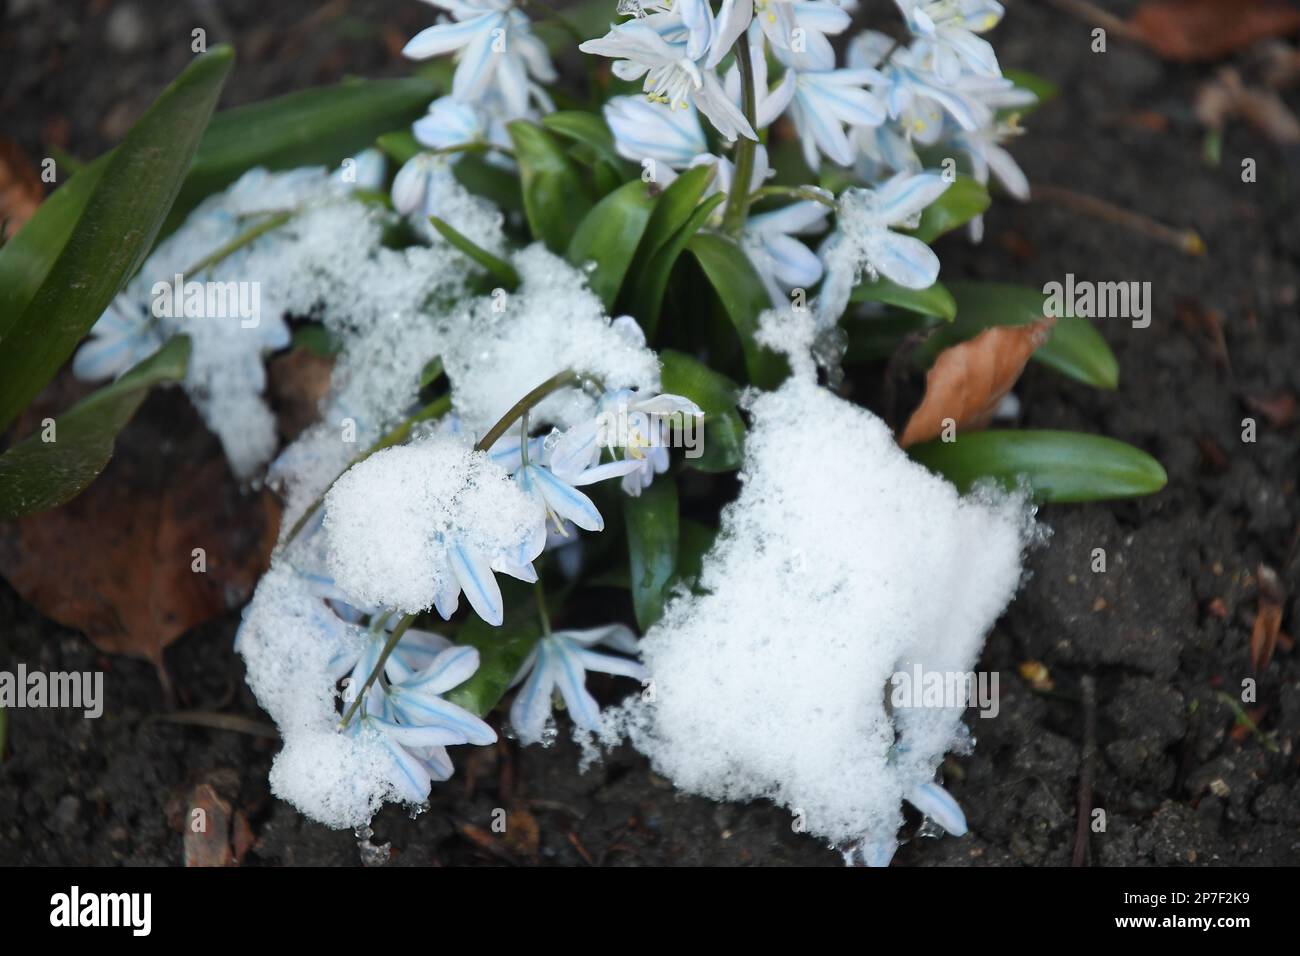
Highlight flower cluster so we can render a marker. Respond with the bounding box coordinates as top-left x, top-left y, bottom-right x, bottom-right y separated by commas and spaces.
220, 0, 1036, 854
